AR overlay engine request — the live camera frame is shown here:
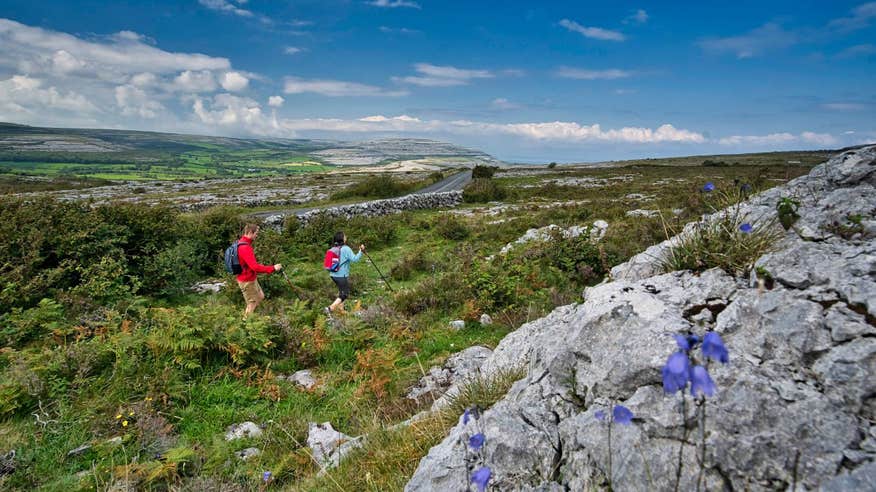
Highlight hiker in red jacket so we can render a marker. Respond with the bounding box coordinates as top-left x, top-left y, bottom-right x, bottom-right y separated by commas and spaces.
237, 224, 282, 317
